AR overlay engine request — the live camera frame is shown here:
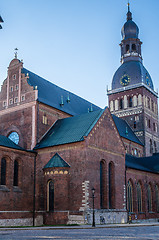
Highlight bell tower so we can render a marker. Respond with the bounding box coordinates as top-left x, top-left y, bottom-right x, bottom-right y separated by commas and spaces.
107, 4, 159, 157
120, 3, 142, 64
